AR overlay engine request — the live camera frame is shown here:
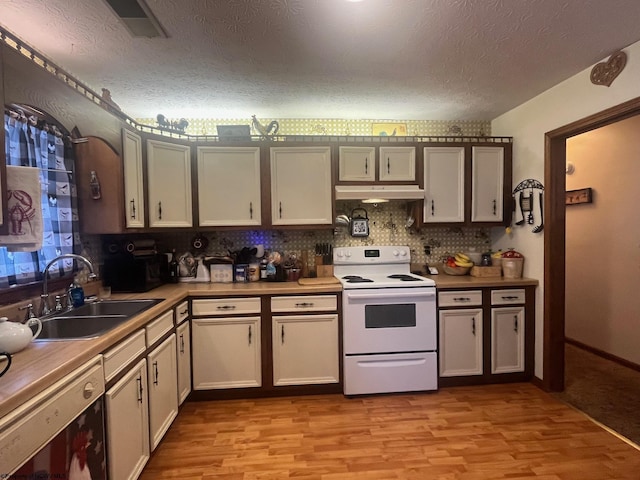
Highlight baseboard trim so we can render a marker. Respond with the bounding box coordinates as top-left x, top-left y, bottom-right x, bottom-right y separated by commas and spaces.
530, 375, 544, 390
565, 337, 640, 373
